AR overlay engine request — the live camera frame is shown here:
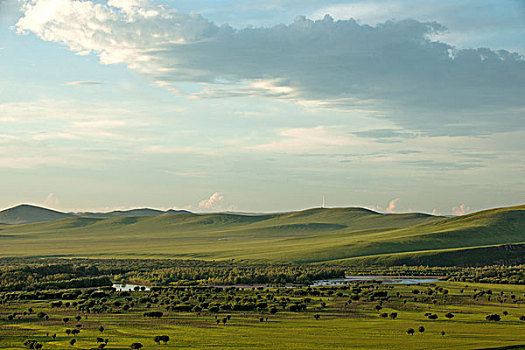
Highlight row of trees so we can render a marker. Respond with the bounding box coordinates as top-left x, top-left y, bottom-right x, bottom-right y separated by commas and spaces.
0, 258, 346, 291
1, 258, 523, 293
